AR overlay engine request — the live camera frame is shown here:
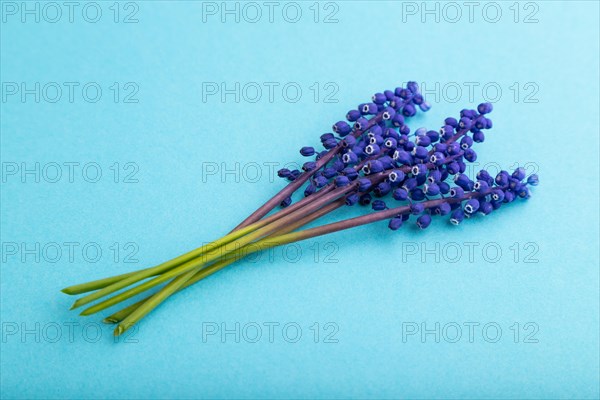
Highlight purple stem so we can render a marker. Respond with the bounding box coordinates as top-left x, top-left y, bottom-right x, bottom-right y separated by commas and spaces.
231, 114, 385, 231
272, 188, 499, 245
